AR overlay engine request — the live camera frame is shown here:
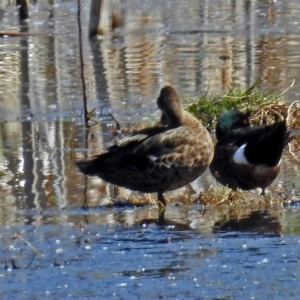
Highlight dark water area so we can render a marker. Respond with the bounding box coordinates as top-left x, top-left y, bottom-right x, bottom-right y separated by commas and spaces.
1, 0, 300, 299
